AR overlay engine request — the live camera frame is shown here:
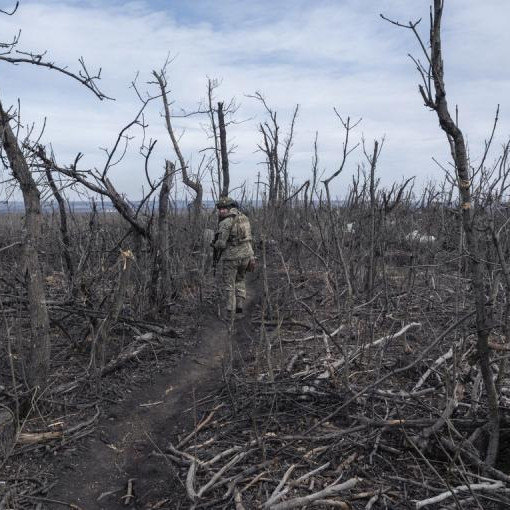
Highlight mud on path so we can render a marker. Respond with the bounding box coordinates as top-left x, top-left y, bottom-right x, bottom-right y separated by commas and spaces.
48, 297, 257, 510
